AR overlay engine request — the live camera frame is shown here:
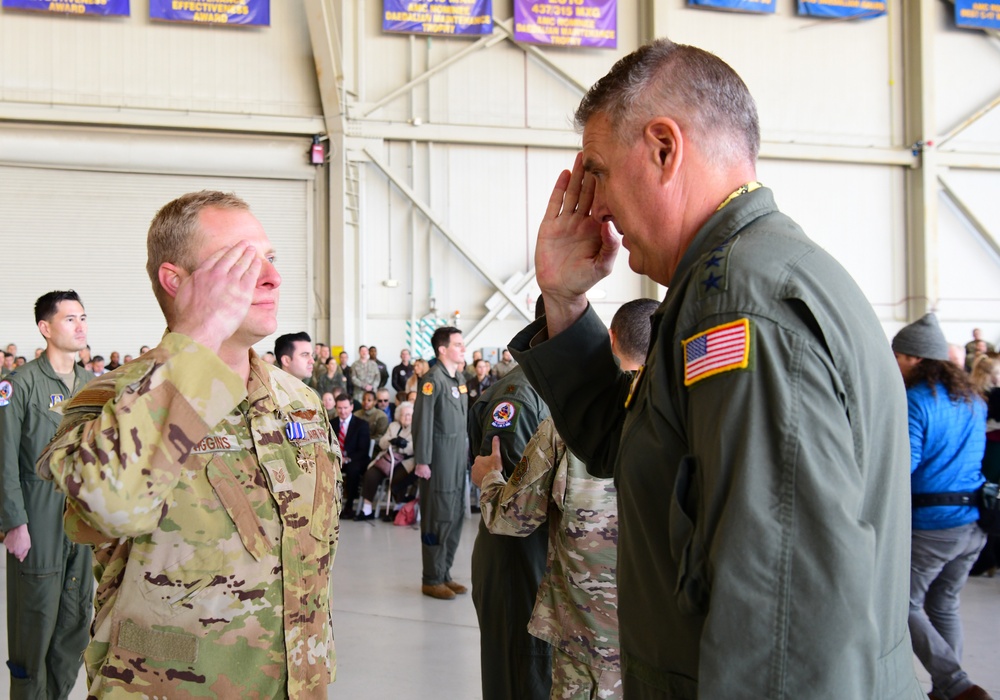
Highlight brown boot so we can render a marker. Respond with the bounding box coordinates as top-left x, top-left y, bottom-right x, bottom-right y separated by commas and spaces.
954, 686, 993, 700
444, 580, 468, 595
421, 583, 456, 600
